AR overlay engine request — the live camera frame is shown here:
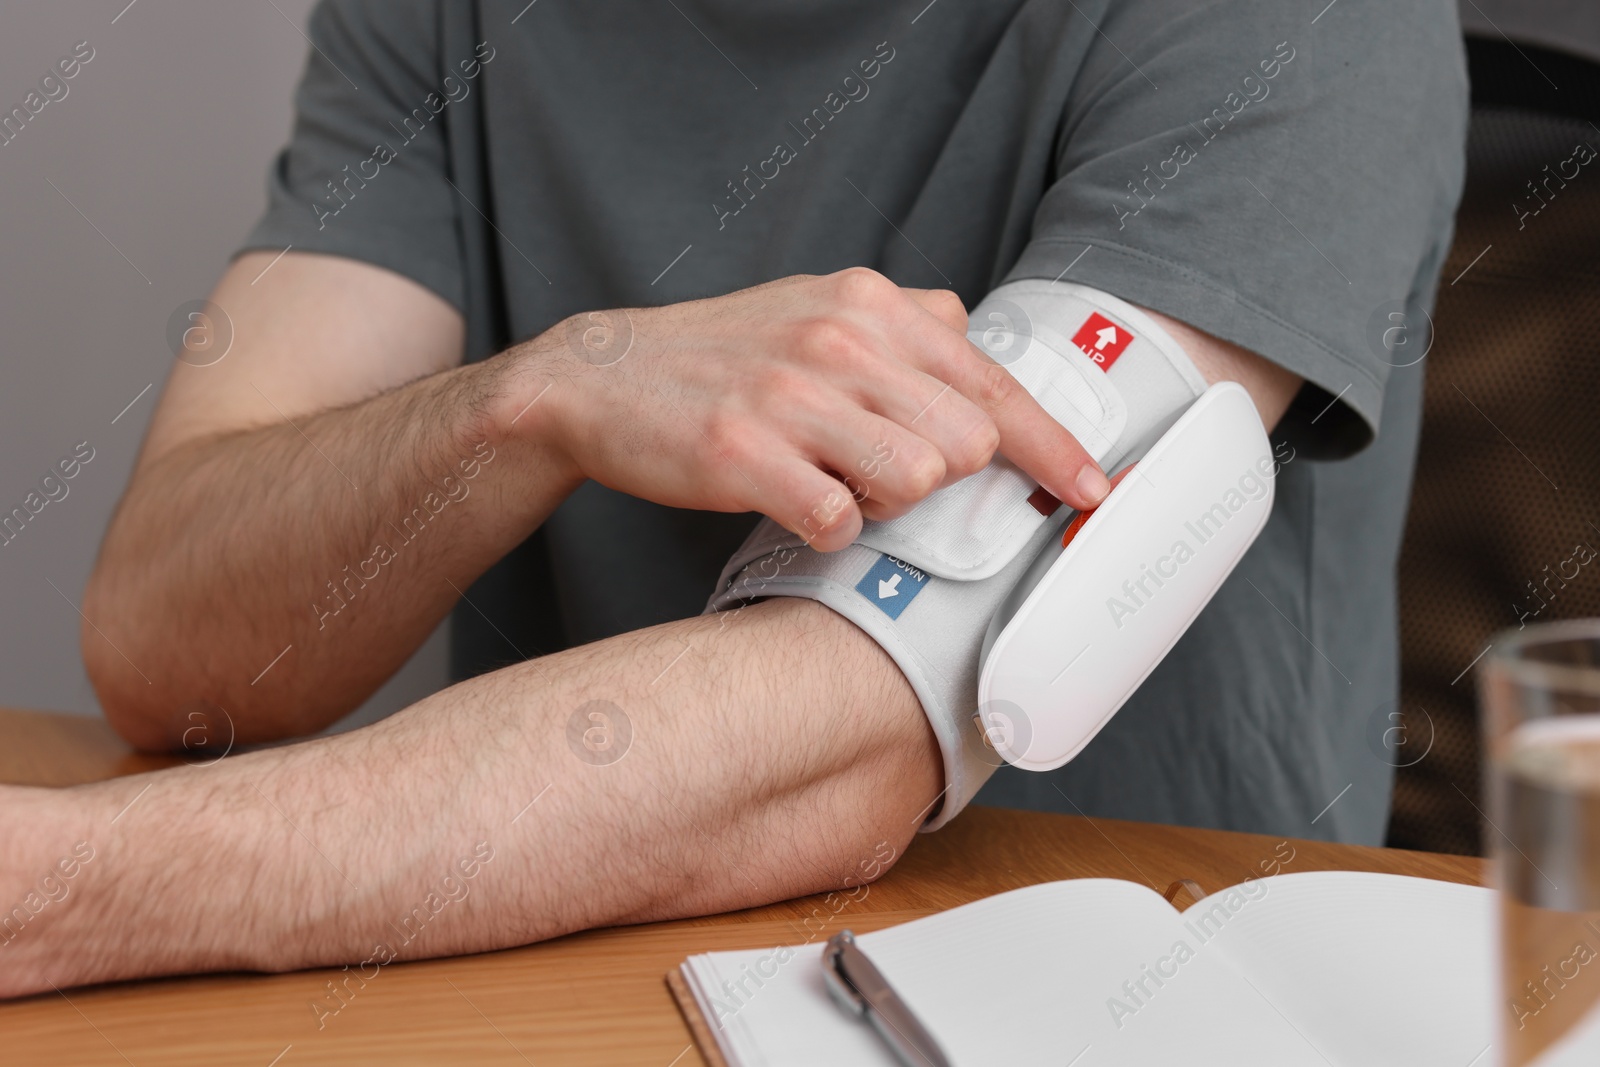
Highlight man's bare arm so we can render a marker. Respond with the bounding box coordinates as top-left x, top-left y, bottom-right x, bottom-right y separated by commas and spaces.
0, 598, 938, 998
83, 252, 581, 748
12, 300, 1300, 998
89, 257, 1113, 750
1155, 312, 1301, 431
